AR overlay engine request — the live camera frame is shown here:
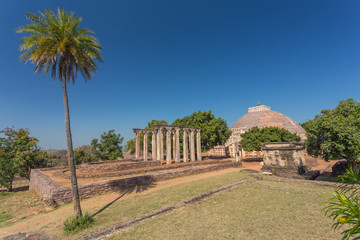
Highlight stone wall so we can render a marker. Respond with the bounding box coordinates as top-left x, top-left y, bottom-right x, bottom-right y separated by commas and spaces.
31, 161, 241, 205
54, 159, 233, 179
261, 142, 306, 174
29, 168, 66, 201
79, 160, 162, 173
